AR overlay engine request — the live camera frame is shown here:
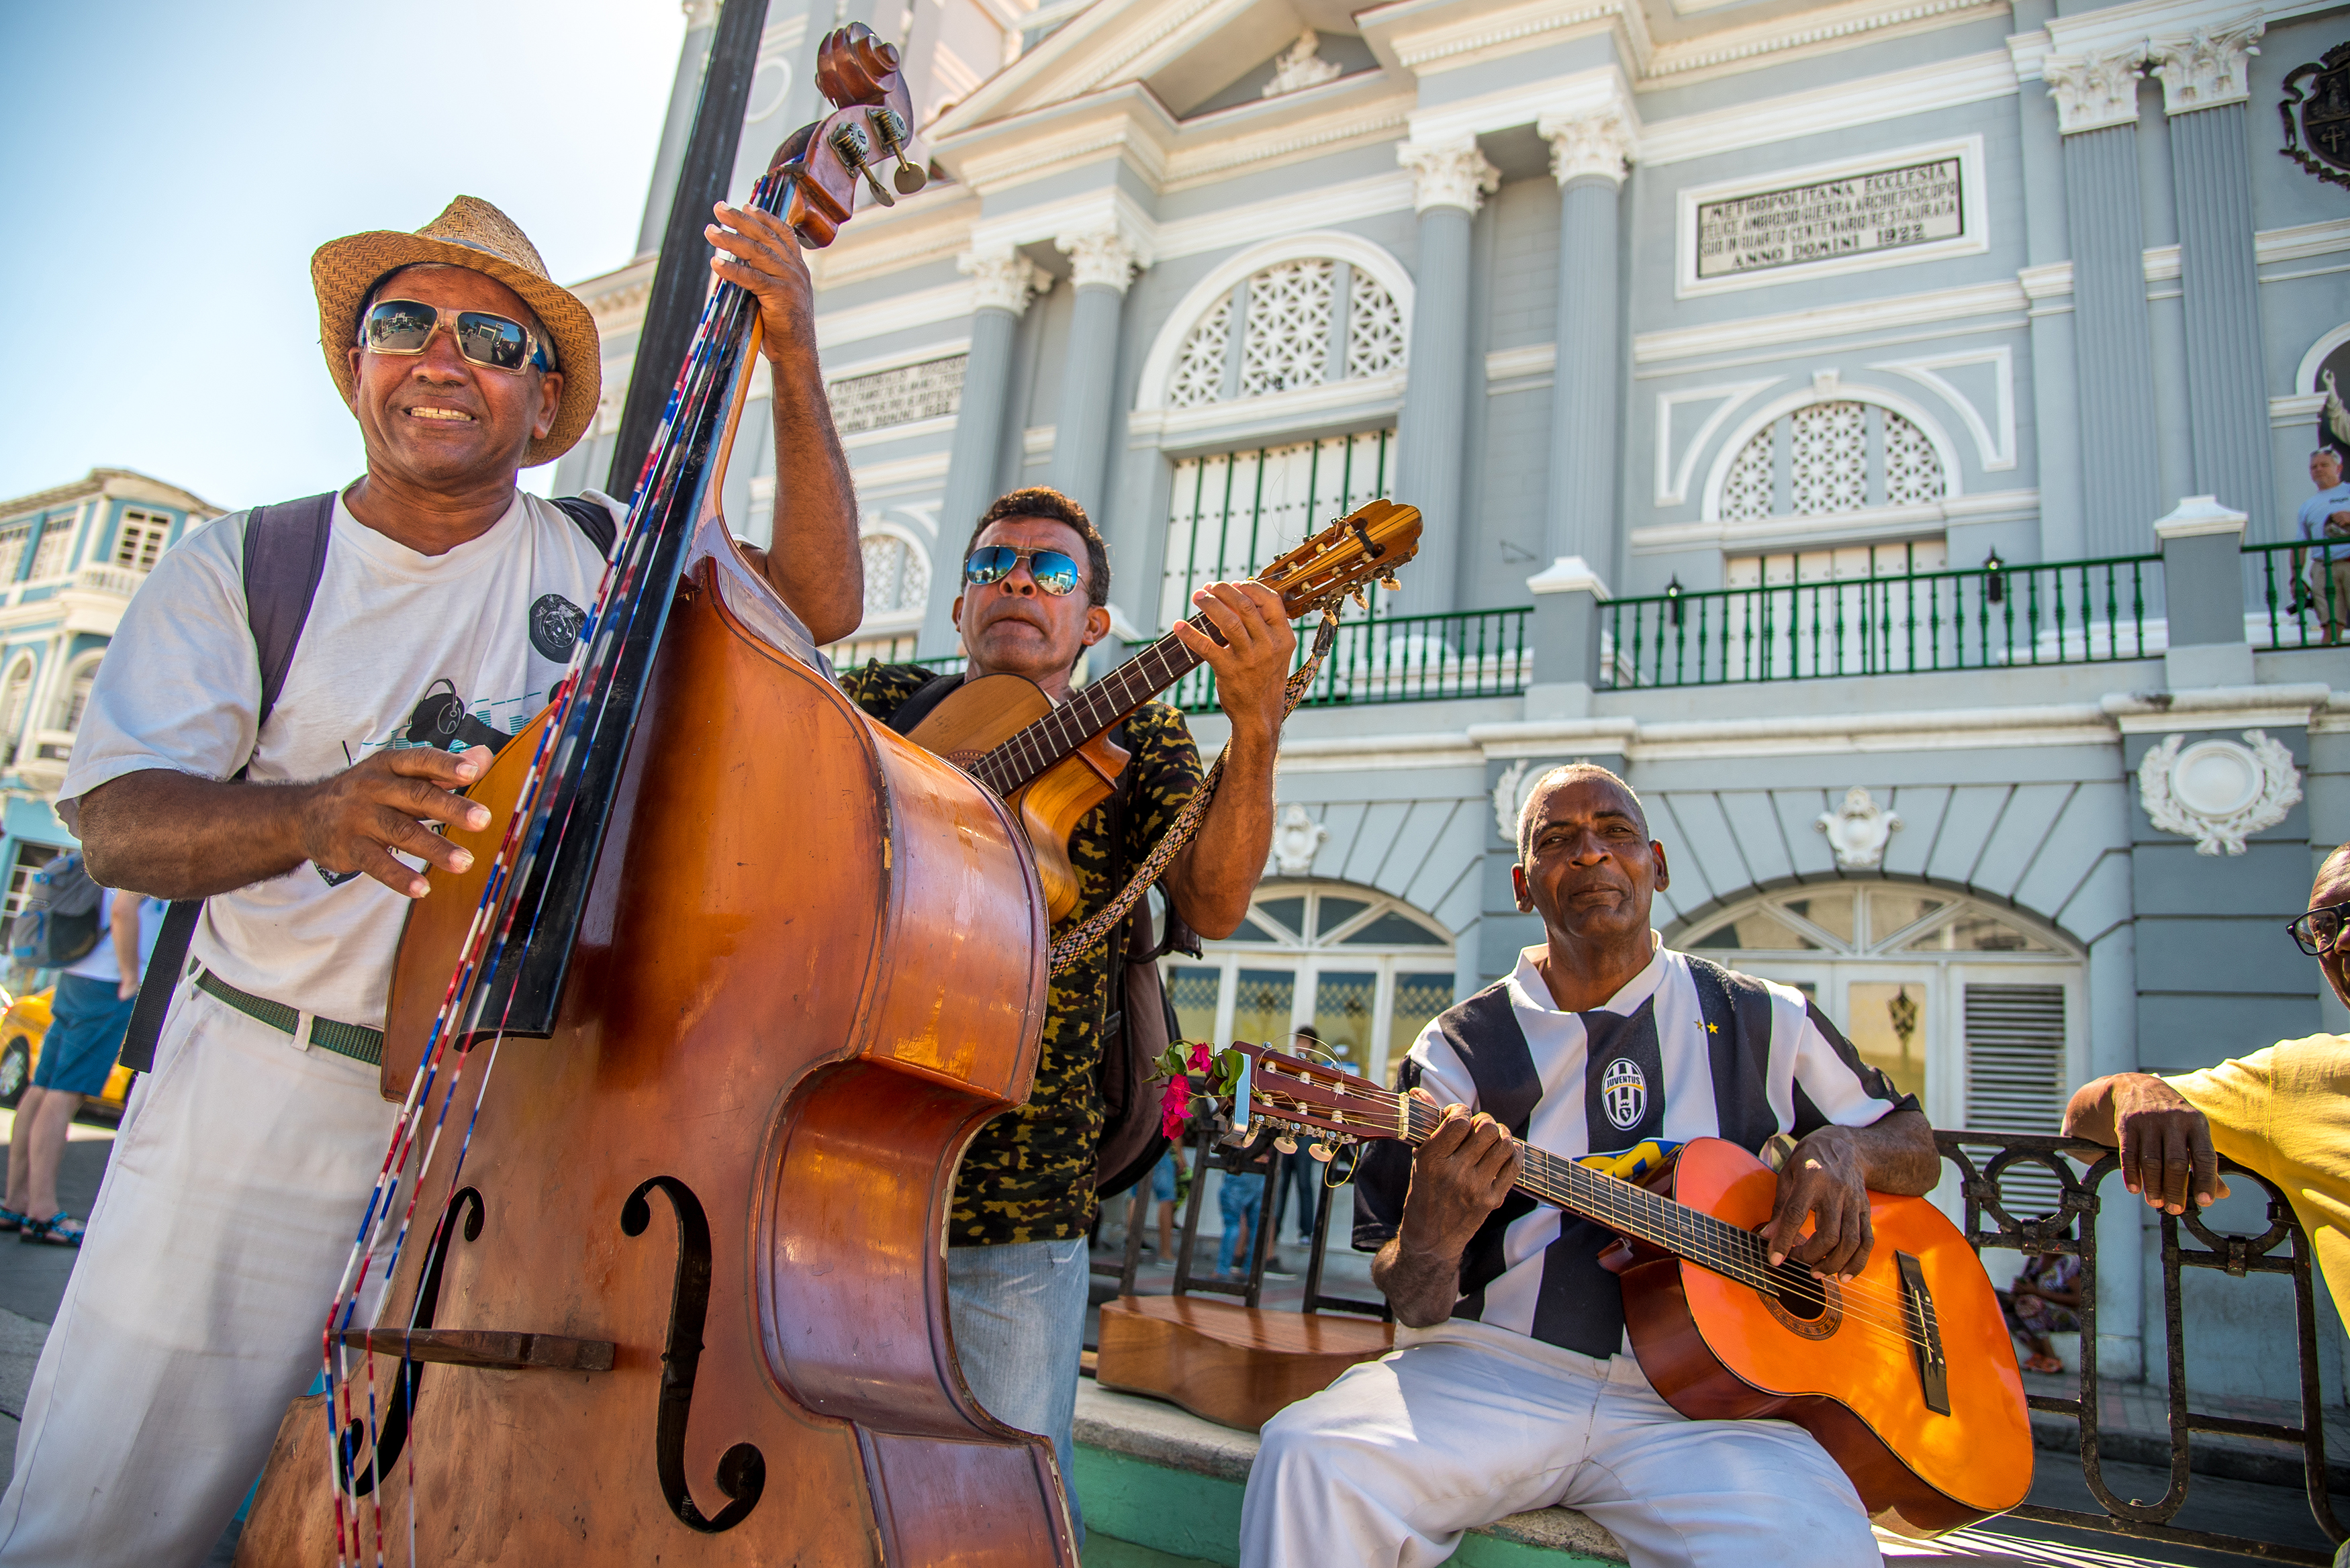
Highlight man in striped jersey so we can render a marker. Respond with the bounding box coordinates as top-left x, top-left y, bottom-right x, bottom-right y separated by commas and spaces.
1239, 763, 1938, 1568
